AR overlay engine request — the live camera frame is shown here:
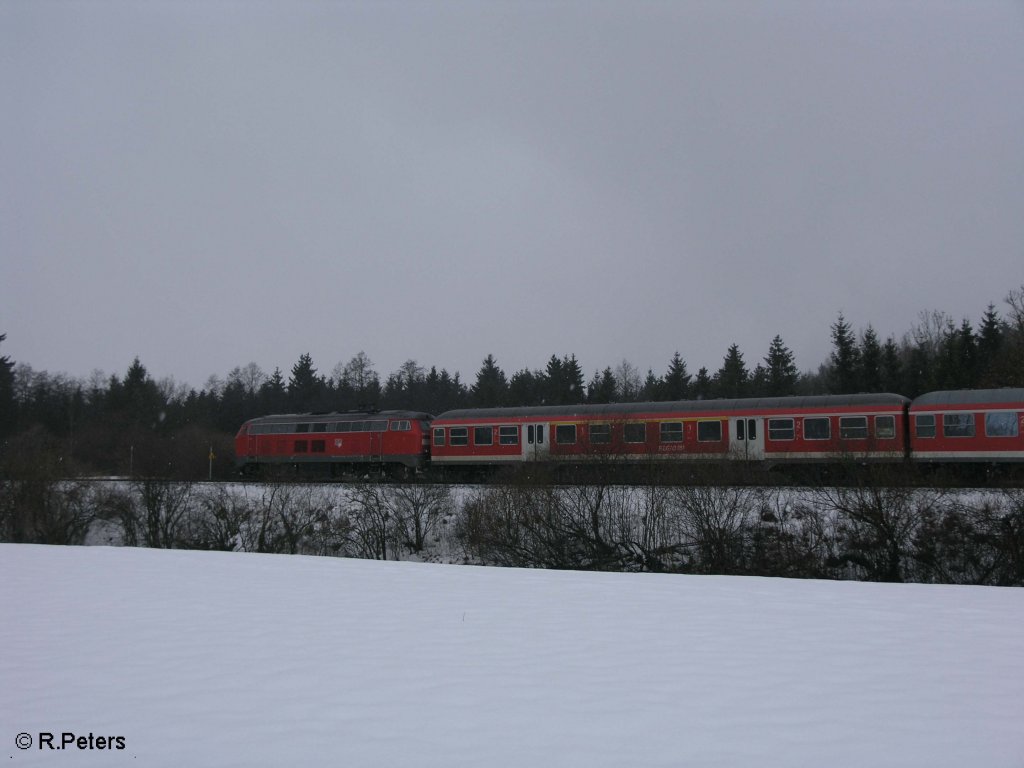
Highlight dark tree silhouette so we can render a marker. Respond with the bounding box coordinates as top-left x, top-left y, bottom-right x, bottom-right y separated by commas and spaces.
471, 354, 508, 407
